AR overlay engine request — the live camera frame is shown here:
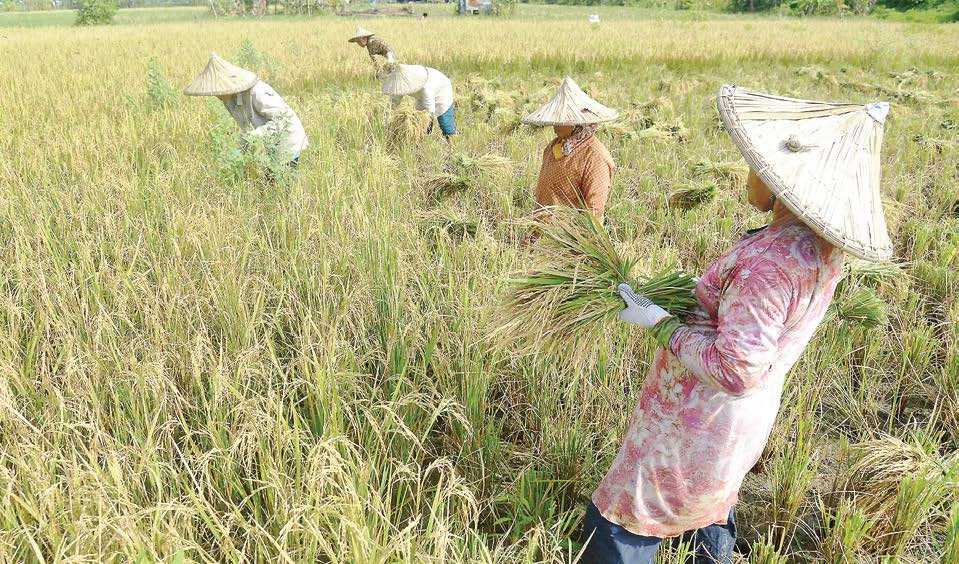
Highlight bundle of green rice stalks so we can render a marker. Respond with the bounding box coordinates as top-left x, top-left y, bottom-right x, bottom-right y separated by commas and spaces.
493, 210, 698, 361
668, 181, 717, 211
691, 158, 749, 184
421, 152, 513, 202
824, 287, 889, 330
842, 259, 906, 289
386, 107, 430, 150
